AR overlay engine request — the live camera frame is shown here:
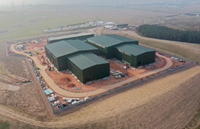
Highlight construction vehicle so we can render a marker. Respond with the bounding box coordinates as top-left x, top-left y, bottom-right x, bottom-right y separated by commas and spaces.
123, 27, 129, 31
41, 55, 46, 64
